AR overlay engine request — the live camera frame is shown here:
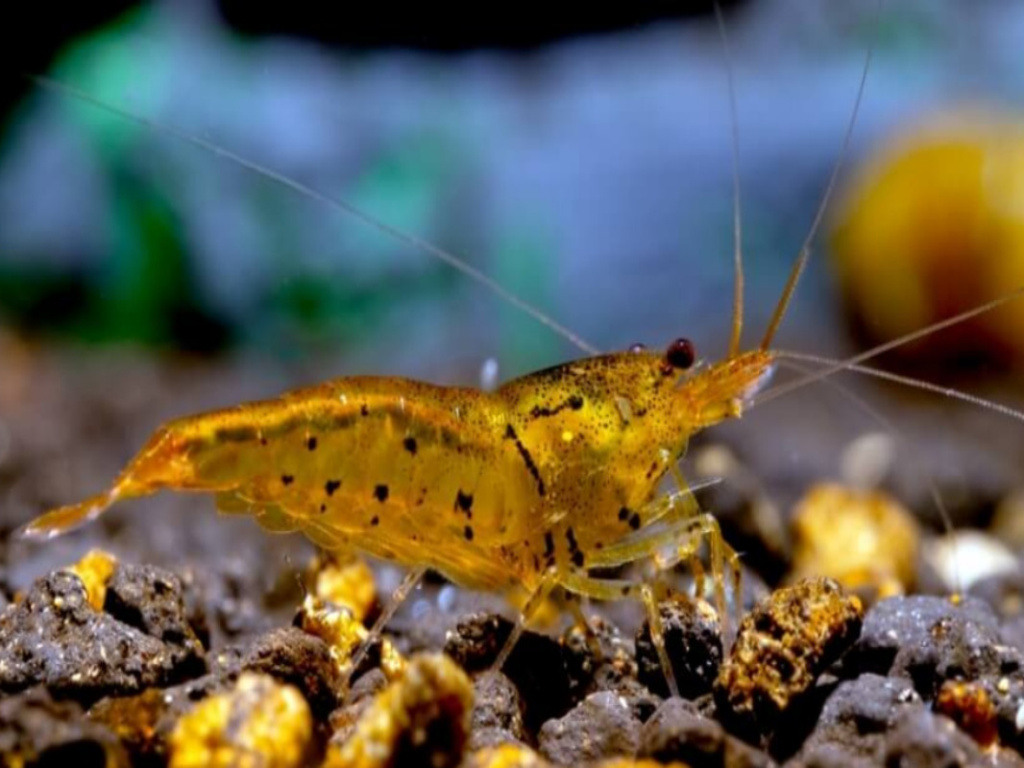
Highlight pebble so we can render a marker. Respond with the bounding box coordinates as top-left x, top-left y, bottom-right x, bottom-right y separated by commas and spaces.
297, 594, 404, 682
714, 578, 863, 742
635, 597, 722, 699
792, 673, 921, 766
241, 626, 343, 718
0, 571, 207, 705
444, 611, 572, 730
637, 697, 774, 767
168, 671, 313, 768
562, 615, 661, 722
327, 668, 391, 749
882, 707, 989, 768
935, 678, 1000, 748
325, 652, 473, 768
924, 530, 1018, 593
846, 594, 1021, 698
0, 685, 128, 767
470, 671, 528, 749
463, 743, 549, 768
64, 548, 118, 610
103, 563, 206, 662
538, 690, 641, 765
87, 676, 230, 764
308, 552, 378, 624
790, 482, 919, 599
